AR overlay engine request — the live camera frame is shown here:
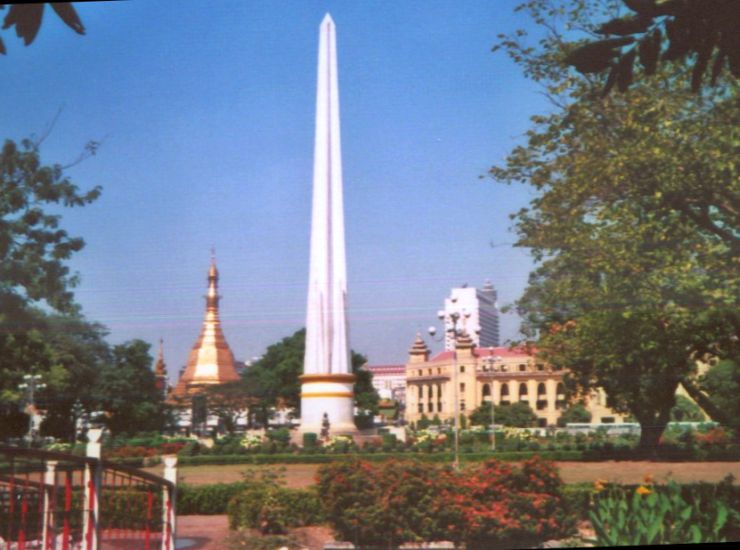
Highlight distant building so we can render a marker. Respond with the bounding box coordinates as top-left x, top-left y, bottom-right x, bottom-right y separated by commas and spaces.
365, 364, 406, 404
404, 333, 625, 427
442, 281, 500, 350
